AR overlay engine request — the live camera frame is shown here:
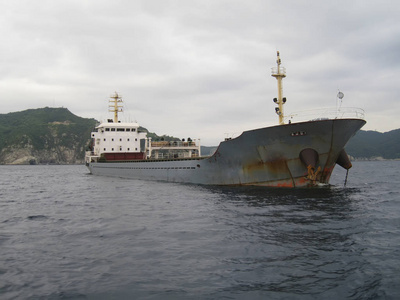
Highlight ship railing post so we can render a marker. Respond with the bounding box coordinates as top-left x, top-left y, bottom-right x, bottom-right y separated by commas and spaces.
147, 137, 152, 158
197, 139, 201, 157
